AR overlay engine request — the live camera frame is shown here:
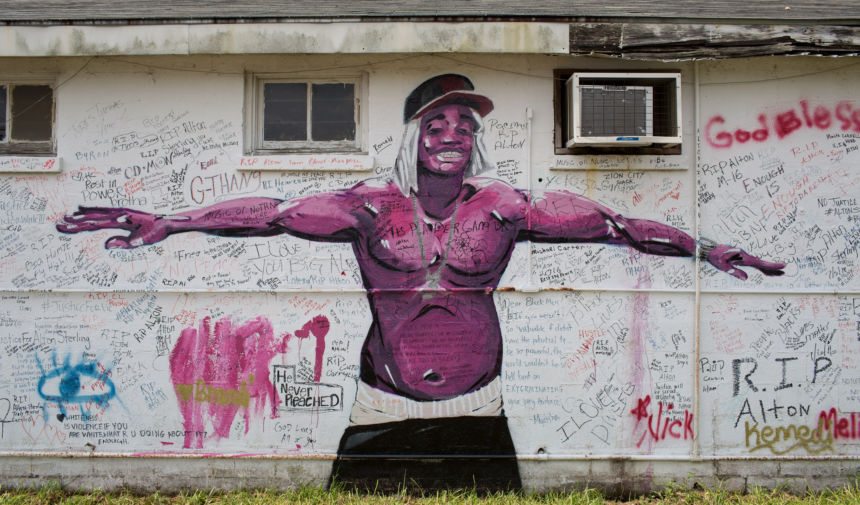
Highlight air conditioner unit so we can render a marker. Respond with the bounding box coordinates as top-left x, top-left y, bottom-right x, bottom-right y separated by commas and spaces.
566, 72, 682, 147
